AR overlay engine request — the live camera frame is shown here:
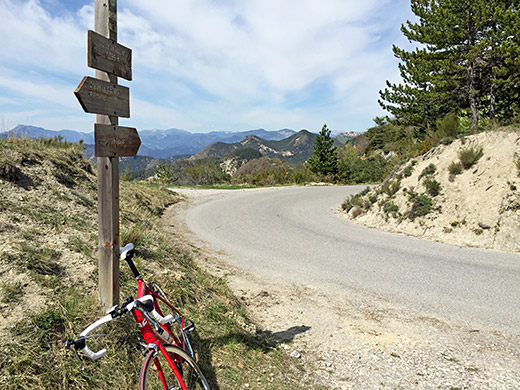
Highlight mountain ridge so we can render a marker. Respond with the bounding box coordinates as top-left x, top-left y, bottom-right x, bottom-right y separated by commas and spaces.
0, 124, 298, 159
191, 129, 318, 163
